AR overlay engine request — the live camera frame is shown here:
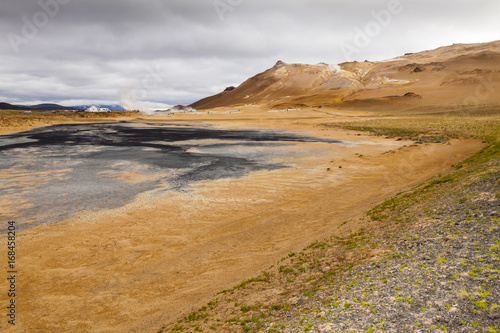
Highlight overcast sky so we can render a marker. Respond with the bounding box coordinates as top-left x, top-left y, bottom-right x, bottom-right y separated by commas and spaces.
1, 0, 499, 110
